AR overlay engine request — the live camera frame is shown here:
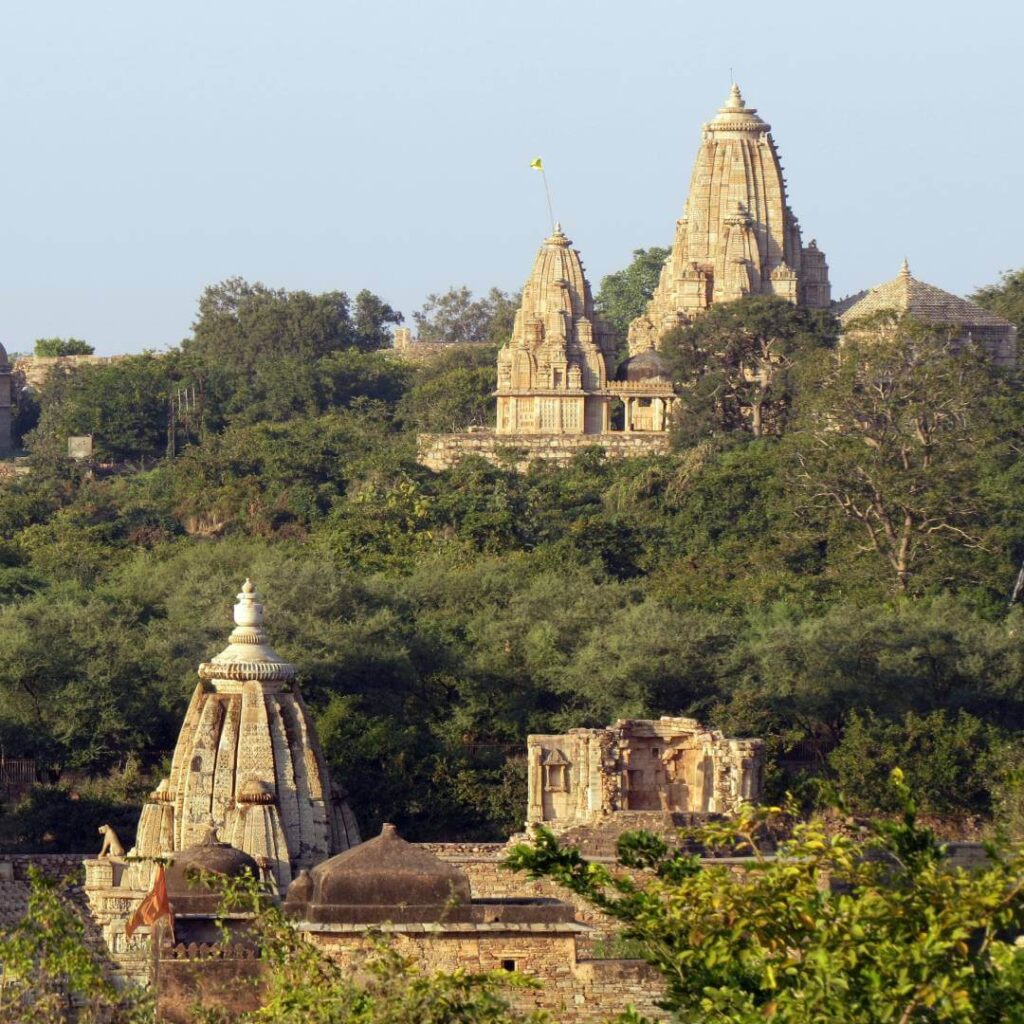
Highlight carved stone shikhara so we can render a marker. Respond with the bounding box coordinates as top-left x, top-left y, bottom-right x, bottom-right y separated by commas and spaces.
84, 580, 360, 965
628, 84, 831, 355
